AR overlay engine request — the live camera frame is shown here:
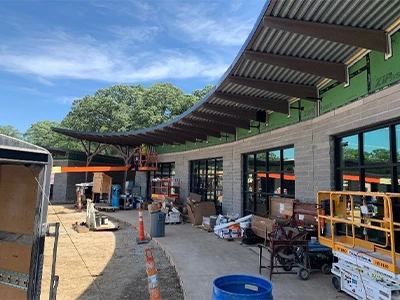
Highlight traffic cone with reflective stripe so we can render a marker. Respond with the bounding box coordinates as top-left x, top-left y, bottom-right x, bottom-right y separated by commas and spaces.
137, 204, 149, 244
145, 247, 161, 300
77, 191, 82, 212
